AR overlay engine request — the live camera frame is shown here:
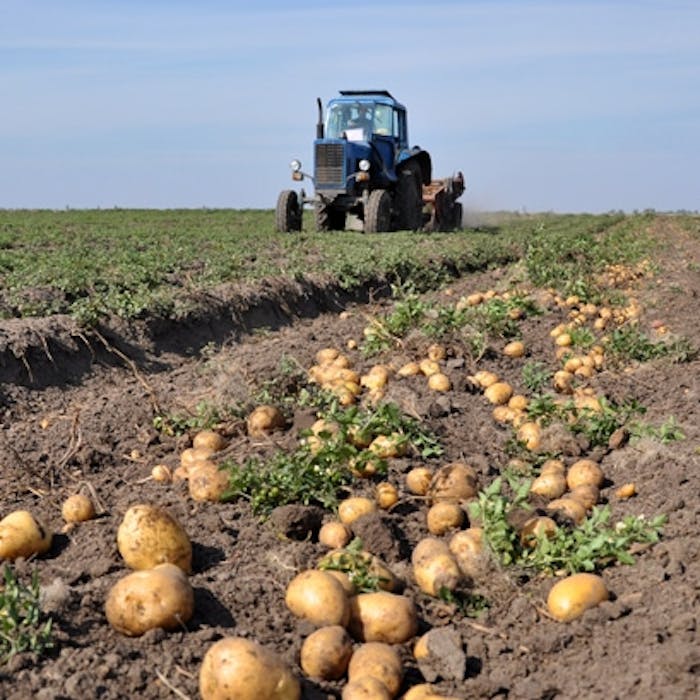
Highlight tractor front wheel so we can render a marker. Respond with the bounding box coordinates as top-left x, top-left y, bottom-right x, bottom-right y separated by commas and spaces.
395, 164, 423, 231
276, 190, 302, 232
365, 190, 392, 233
